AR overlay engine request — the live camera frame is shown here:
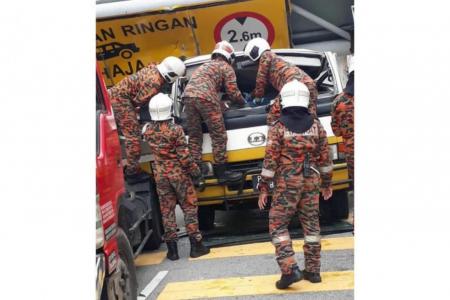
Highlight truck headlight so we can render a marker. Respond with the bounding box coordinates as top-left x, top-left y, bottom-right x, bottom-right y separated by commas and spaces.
96, 194, 105, 249
329, 144, 338, 161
